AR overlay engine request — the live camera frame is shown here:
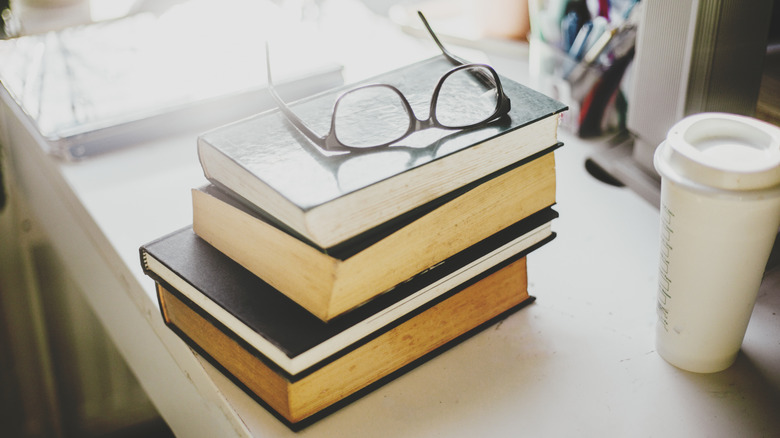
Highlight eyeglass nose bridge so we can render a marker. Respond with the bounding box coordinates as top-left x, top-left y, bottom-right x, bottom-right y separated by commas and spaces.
412, 116, 439, 131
